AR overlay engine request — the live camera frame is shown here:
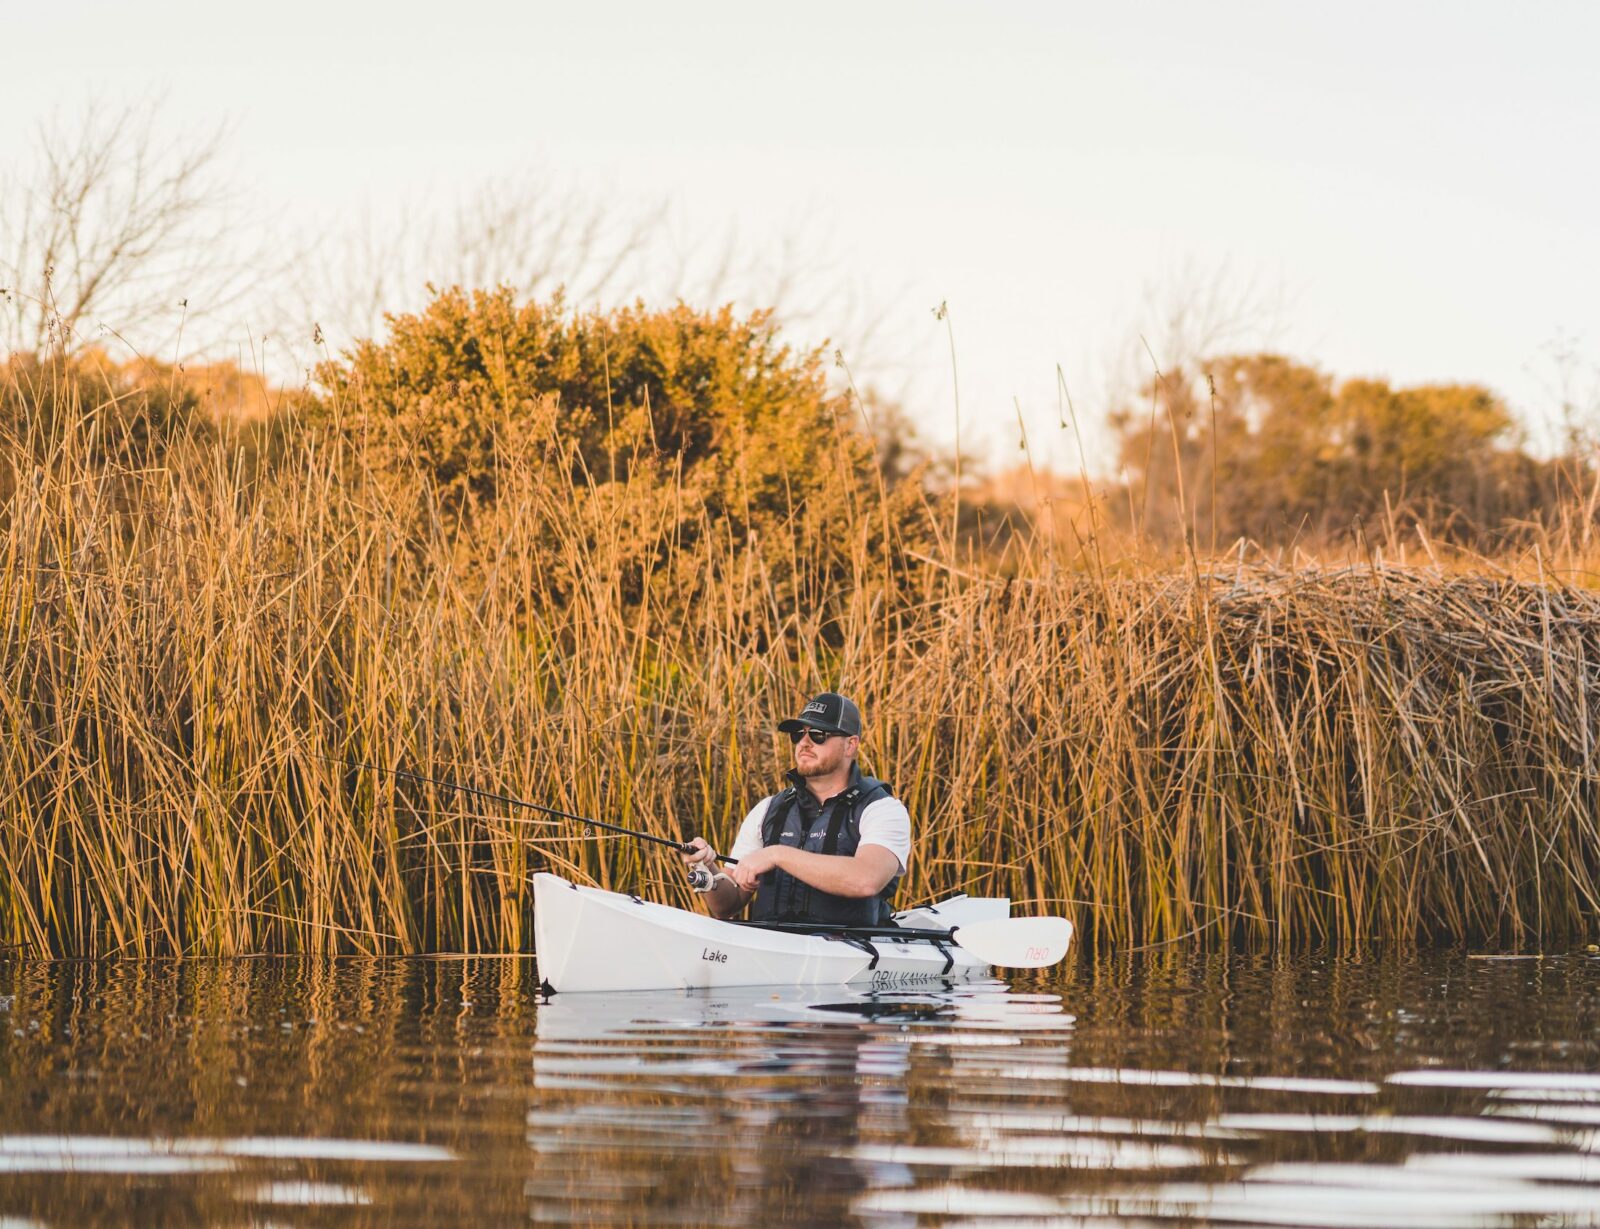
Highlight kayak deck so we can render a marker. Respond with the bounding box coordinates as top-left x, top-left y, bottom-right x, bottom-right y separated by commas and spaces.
532, 872, 1006, 994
